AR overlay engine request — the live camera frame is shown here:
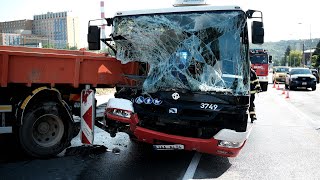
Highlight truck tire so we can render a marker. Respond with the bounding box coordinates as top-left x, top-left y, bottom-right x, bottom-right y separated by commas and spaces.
19, 101, 72, 158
